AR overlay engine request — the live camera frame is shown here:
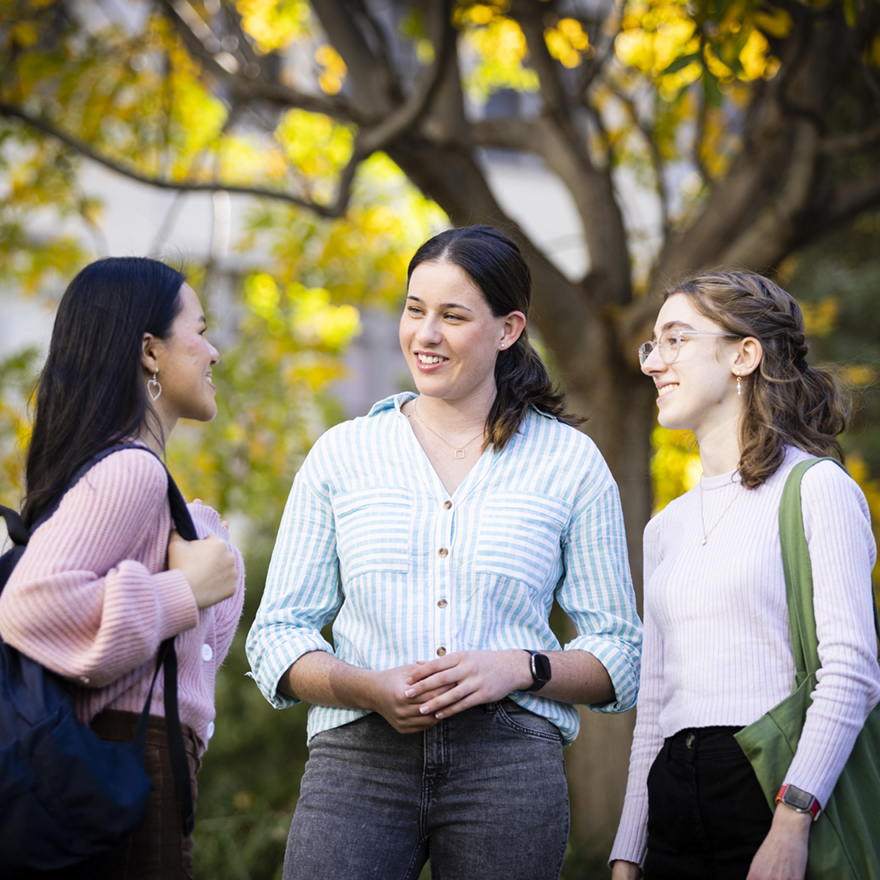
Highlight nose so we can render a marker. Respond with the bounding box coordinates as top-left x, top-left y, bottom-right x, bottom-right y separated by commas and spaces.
640, 345, 665, 376
209, 341, 220, 365
415, 315, 443, 346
